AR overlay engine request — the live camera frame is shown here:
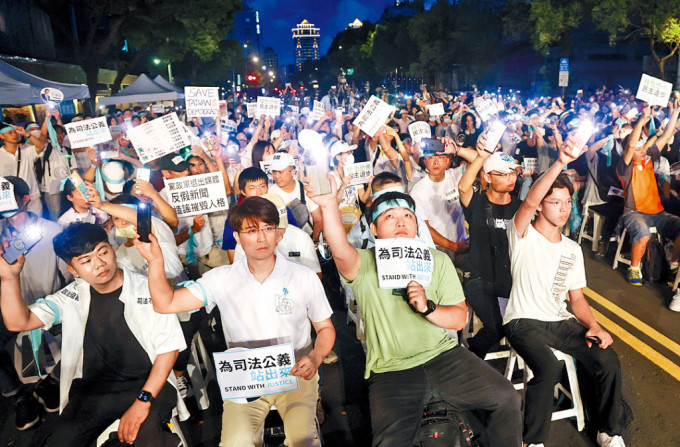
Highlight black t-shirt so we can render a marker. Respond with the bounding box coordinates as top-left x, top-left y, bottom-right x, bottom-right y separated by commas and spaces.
82, 286, 152, 384
462, 191, 521, 297
514, 140, 538, 164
